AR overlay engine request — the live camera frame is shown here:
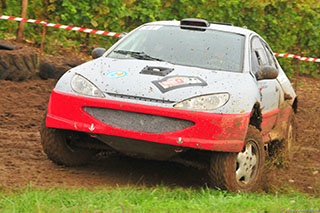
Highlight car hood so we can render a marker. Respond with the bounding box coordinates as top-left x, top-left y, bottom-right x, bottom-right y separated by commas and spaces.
73, 57, 249, 103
